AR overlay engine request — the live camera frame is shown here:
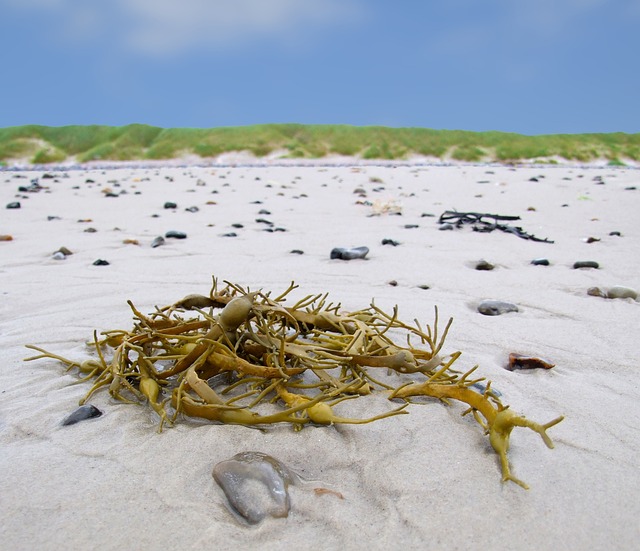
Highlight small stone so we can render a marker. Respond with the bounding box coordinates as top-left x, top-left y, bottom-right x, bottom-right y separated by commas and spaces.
231, 223, 244, 229
62, 404, 103, 426
381, 238, 400, 246
404, 224, 419, 229
6, 202, 21, 209
388, 280, 398, 287
290, 249, 304, 255
84, 227, 97, 233
255, 218, 273, 225
52, 251, 66, 260
475, 260, 495, 271
531, 258, 550, 266
165, 230, 187, 239
478, 299, 519, 316
330, 246, 369, 260
151, 236, 165, 248
508, 353, 555, 371
222, 232, 238, 237
164, 201, 177, 209
585, 237, 600, 243
609, 231, 622, 237
573, 260, 599, 269
258, 209, 271, 215
56, 246, 73, 256
417, 284, 430, 290
123, 239, 139, 245
0, 235, 13, 241
185, 206, 199, 213
47, 216, 61, 221
93, 259, 110, 266
439, 224, 454, 231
